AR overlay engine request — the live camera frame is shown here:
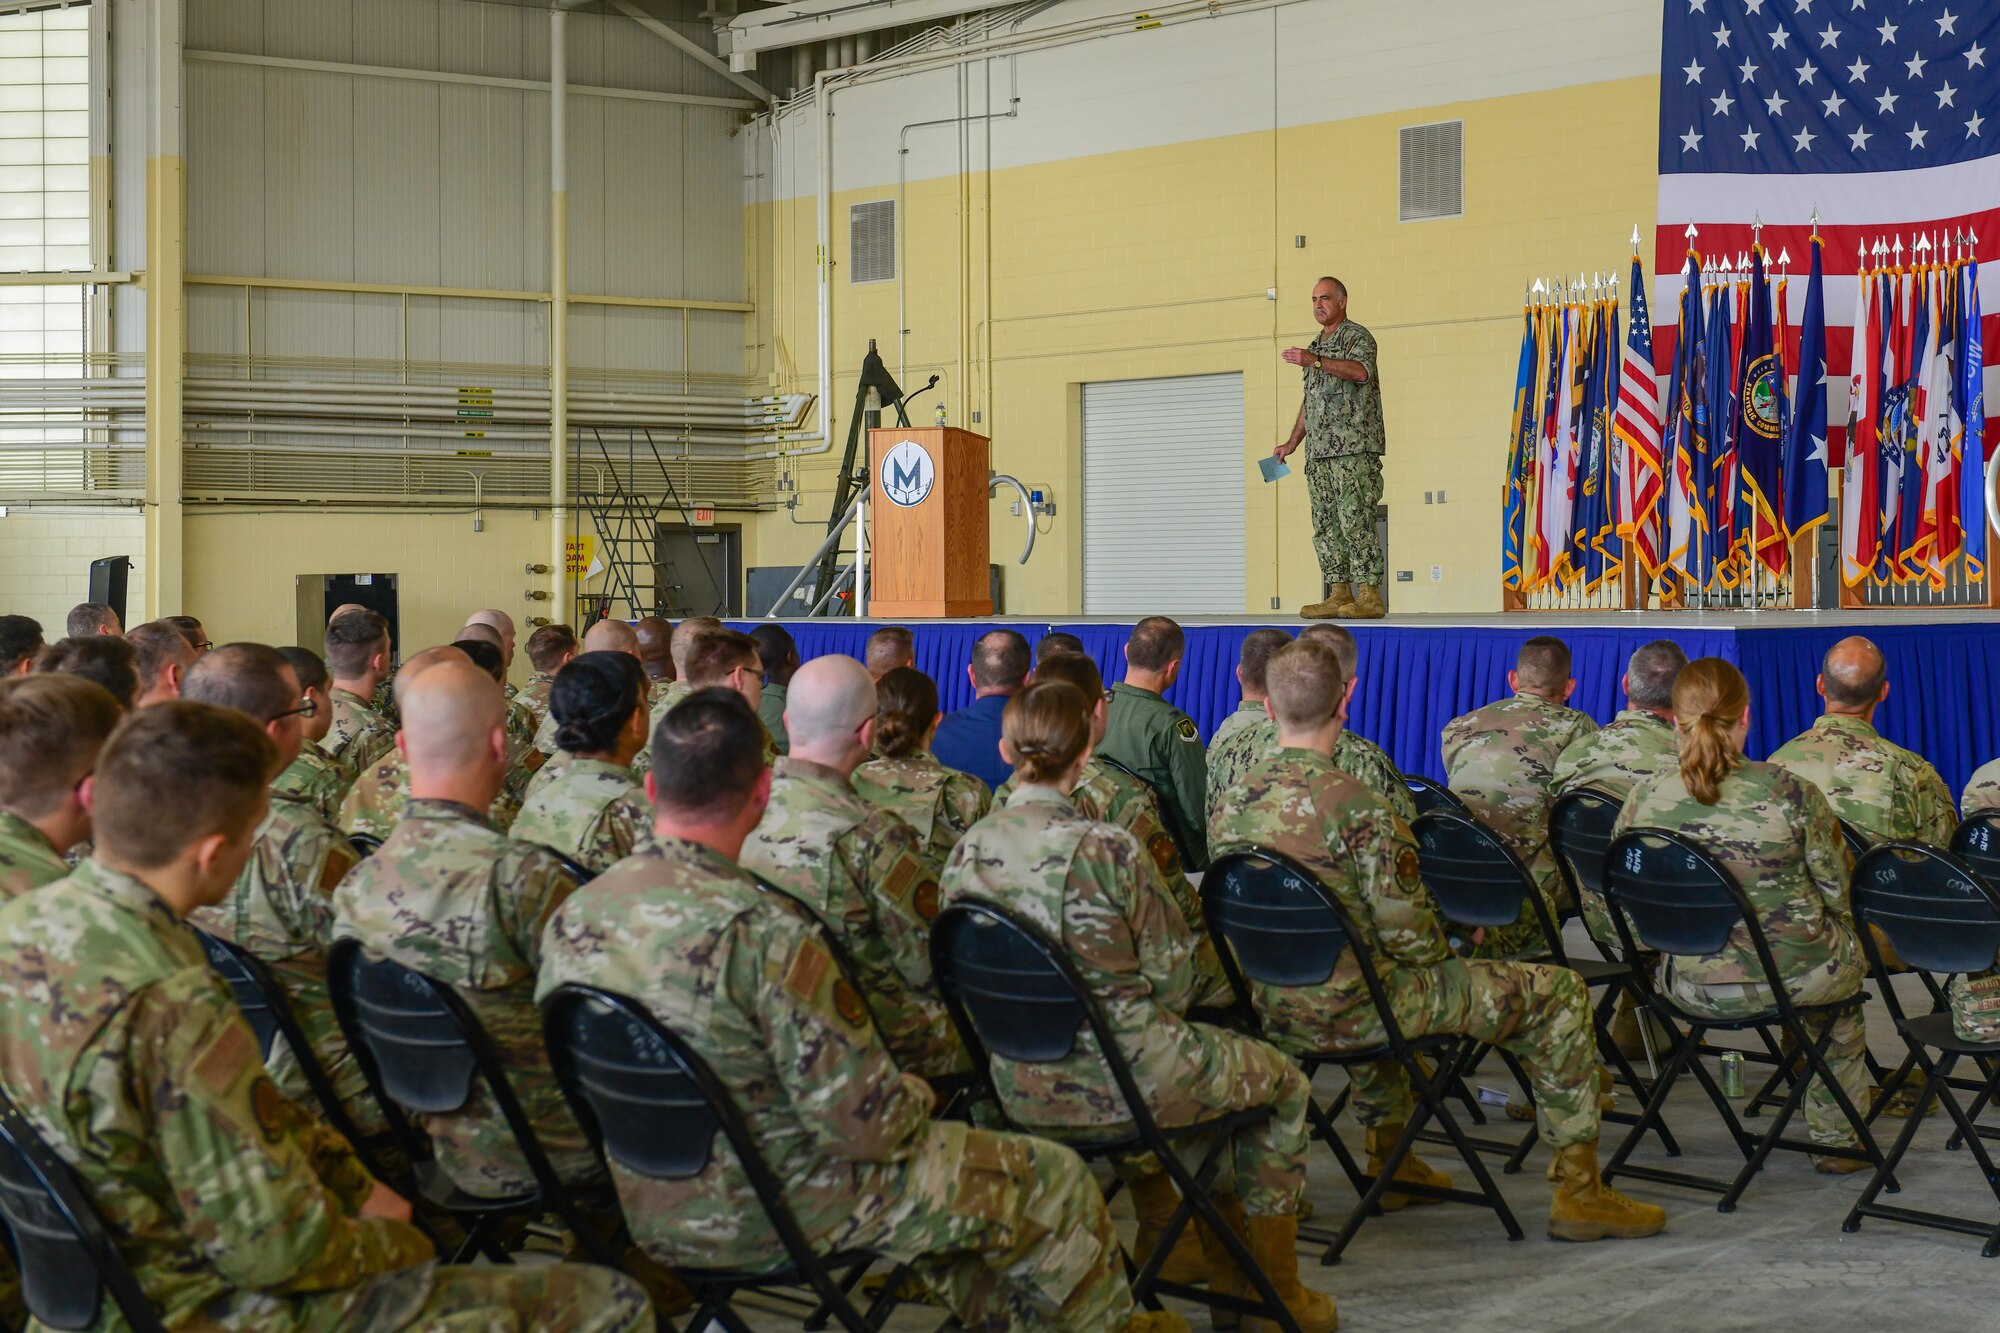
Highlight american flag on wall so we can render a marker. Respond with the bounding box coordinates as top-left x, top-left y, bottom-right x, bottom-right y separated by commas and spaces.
1656, 0, 2000, 456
